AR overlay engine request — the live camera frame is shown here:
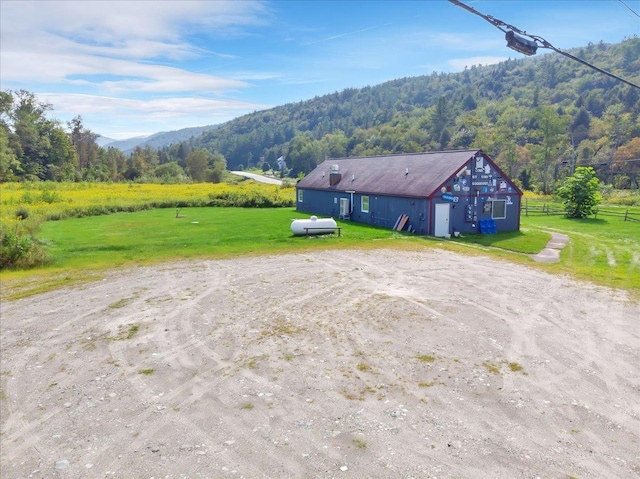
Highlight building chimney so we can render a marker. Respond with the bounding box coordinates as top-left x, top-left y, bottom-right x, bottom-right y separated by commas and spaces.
329, 164, 341, 186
